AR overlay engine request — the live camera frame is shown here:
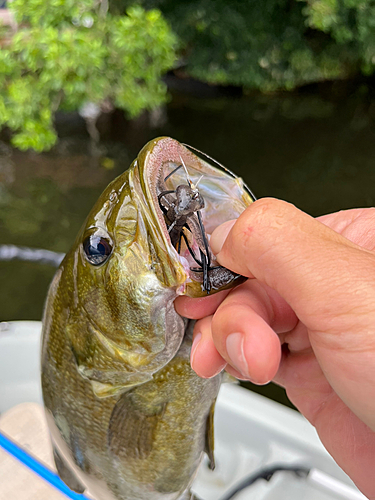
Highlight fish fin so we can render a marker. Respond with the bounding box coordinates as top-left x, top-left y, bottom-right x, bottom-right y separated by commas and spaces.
205, 400, 216, 471
53, 446, 86, 494
108, 391, 166, 460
